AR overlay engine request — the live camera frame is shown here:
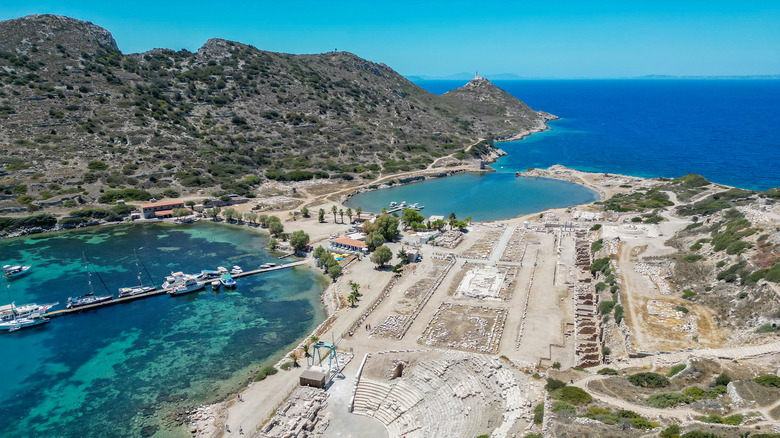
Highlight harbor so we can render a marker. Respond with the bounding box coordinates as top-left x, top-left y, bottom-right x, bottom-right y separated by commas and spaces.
41, 260, 308, 318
